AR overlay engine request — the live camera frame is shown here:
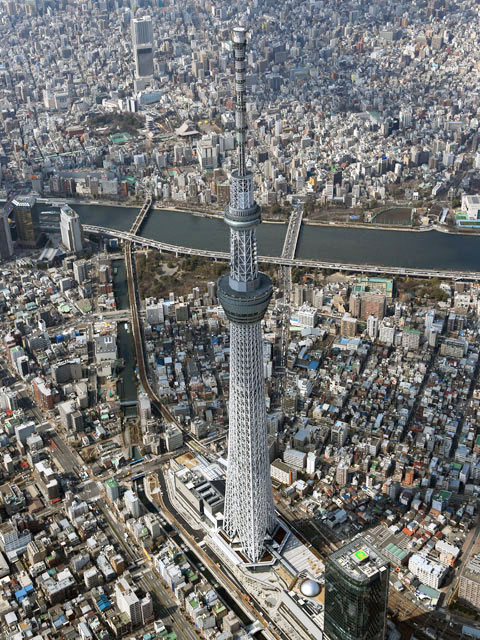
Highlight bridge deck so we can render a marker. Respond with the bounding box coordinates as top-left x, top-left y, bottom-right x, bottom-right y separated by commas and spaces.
281, 209, 303, 260
130, 194, 153, 235
83, 224, 480, 281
